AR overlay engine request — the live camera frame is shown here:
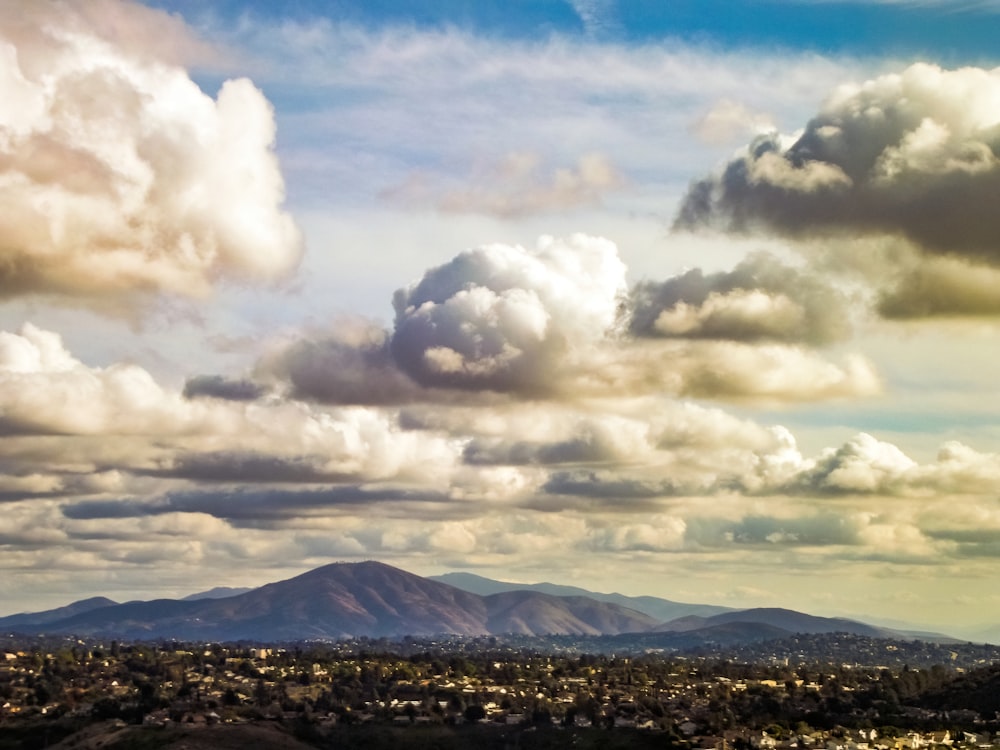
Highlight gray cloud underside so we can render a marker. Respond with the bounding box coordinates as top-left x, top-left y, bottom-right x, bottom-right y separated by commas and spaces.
183, 375, 269, 402
464, 437, 629, 467
875, 254, 1000, 318
135, 452, 362, 483
542, 471, 689, 499
62, 486, 450, 522
259, 321, 429, 406
674, 63, 1000, 324
676, 65, 1000, 260
628, 252, 852, 344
